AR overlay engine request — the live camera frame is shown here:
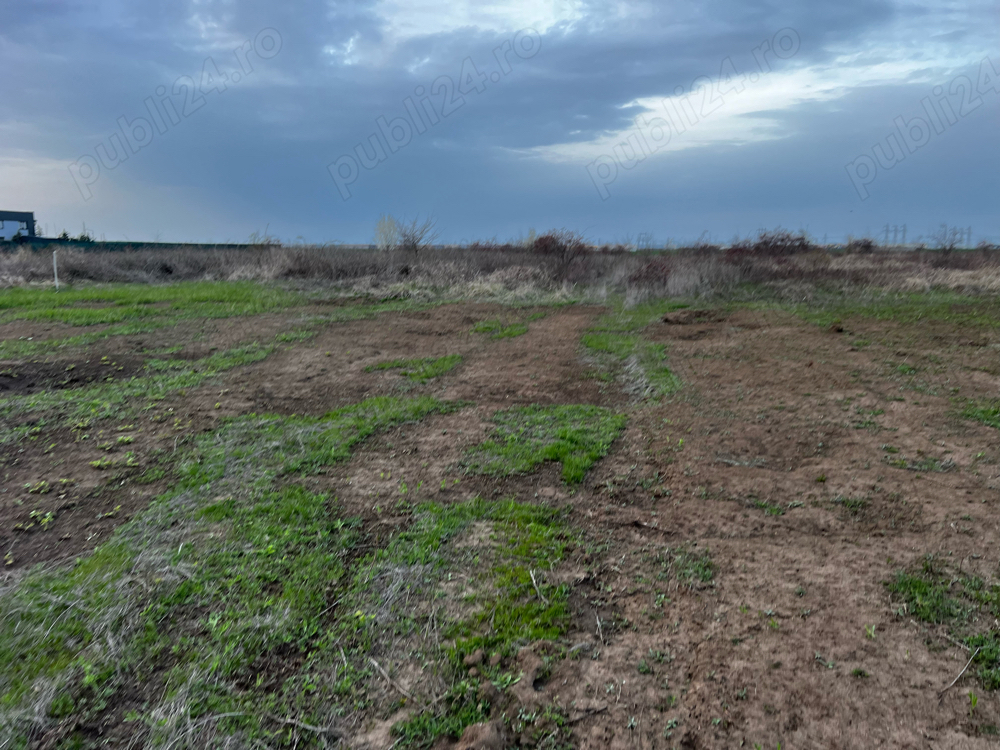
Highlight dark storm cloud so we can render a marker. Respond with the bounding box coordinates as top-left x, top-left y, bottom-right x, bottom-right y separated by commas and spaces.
0, 0, 996, 243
